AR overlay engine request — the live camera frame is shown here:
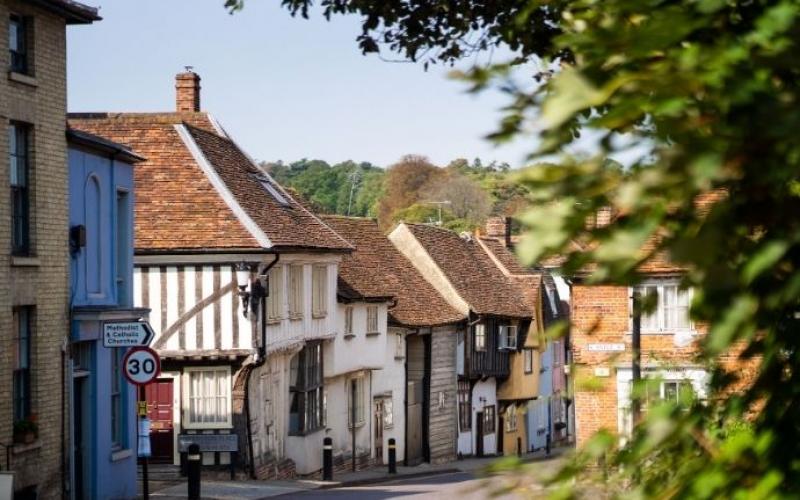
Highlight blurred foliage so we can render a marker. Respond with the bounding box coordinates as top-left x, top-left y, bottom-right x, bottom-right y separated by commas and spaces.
243, 0, 800, 496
